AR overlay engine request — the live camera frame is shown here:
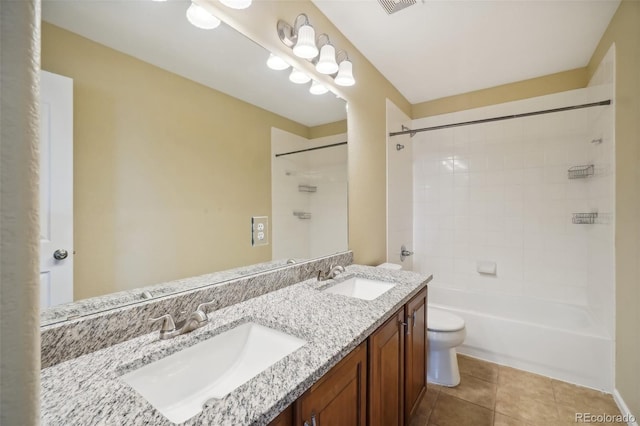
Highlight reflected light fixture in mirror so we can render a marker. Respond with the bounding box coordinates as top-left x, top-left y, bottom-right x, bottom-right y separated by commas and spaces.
267, 53, 290, 71
186, 1, 220, 29
219, 0, 252, 10
310, 80, 328, 95
289, 68, 311, 84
